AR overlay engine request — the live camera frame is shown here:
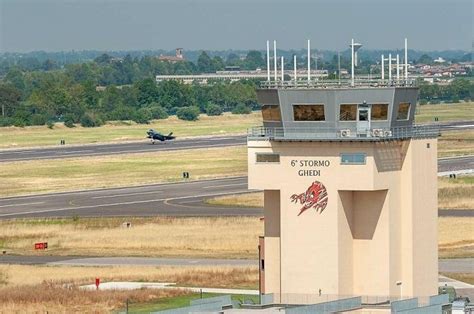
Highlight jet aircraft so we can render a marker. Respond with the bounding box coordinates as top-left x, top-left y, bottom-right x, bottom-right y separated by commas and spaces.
146, 129, 175, 144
